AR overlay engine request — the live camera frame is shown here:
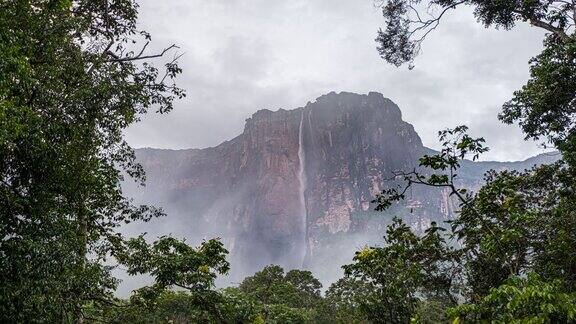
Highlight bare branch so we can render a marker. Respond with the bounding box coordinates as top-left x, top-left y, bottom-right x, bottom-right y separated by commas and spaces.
525, 14, 570, 41
105, 44, 179, 63
134, 41, 150, 59
406, 1, 467, 56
